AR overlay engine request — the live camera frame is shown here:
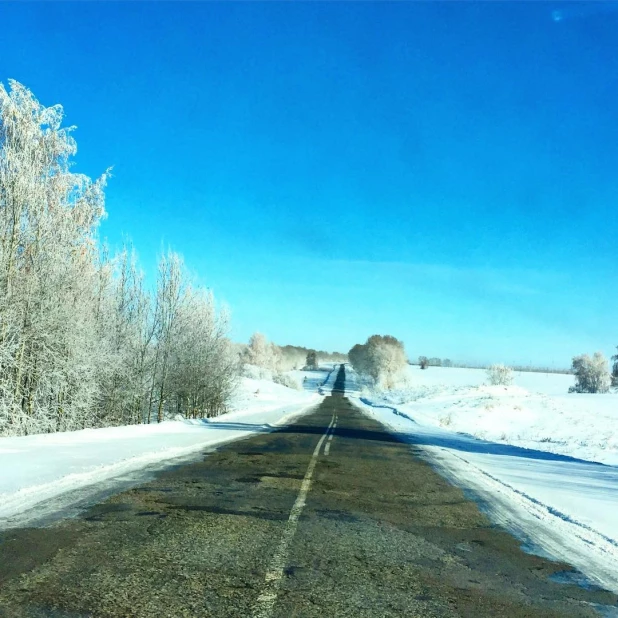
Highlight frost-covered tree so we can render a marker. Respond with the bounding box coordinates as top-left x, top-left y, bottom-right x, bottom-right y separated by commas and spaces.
348, 335, 407, 389
278, 346, 305, 371
305, 350, 318, 370
244, 332, 280, 372
0, 80, 240, 435
569, 352, 610, 394
611, 347, 618, 387
486, 364, 513, 386
0, 79, 110, 435
348, 343, 370, 376
166, 289, 239, 419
